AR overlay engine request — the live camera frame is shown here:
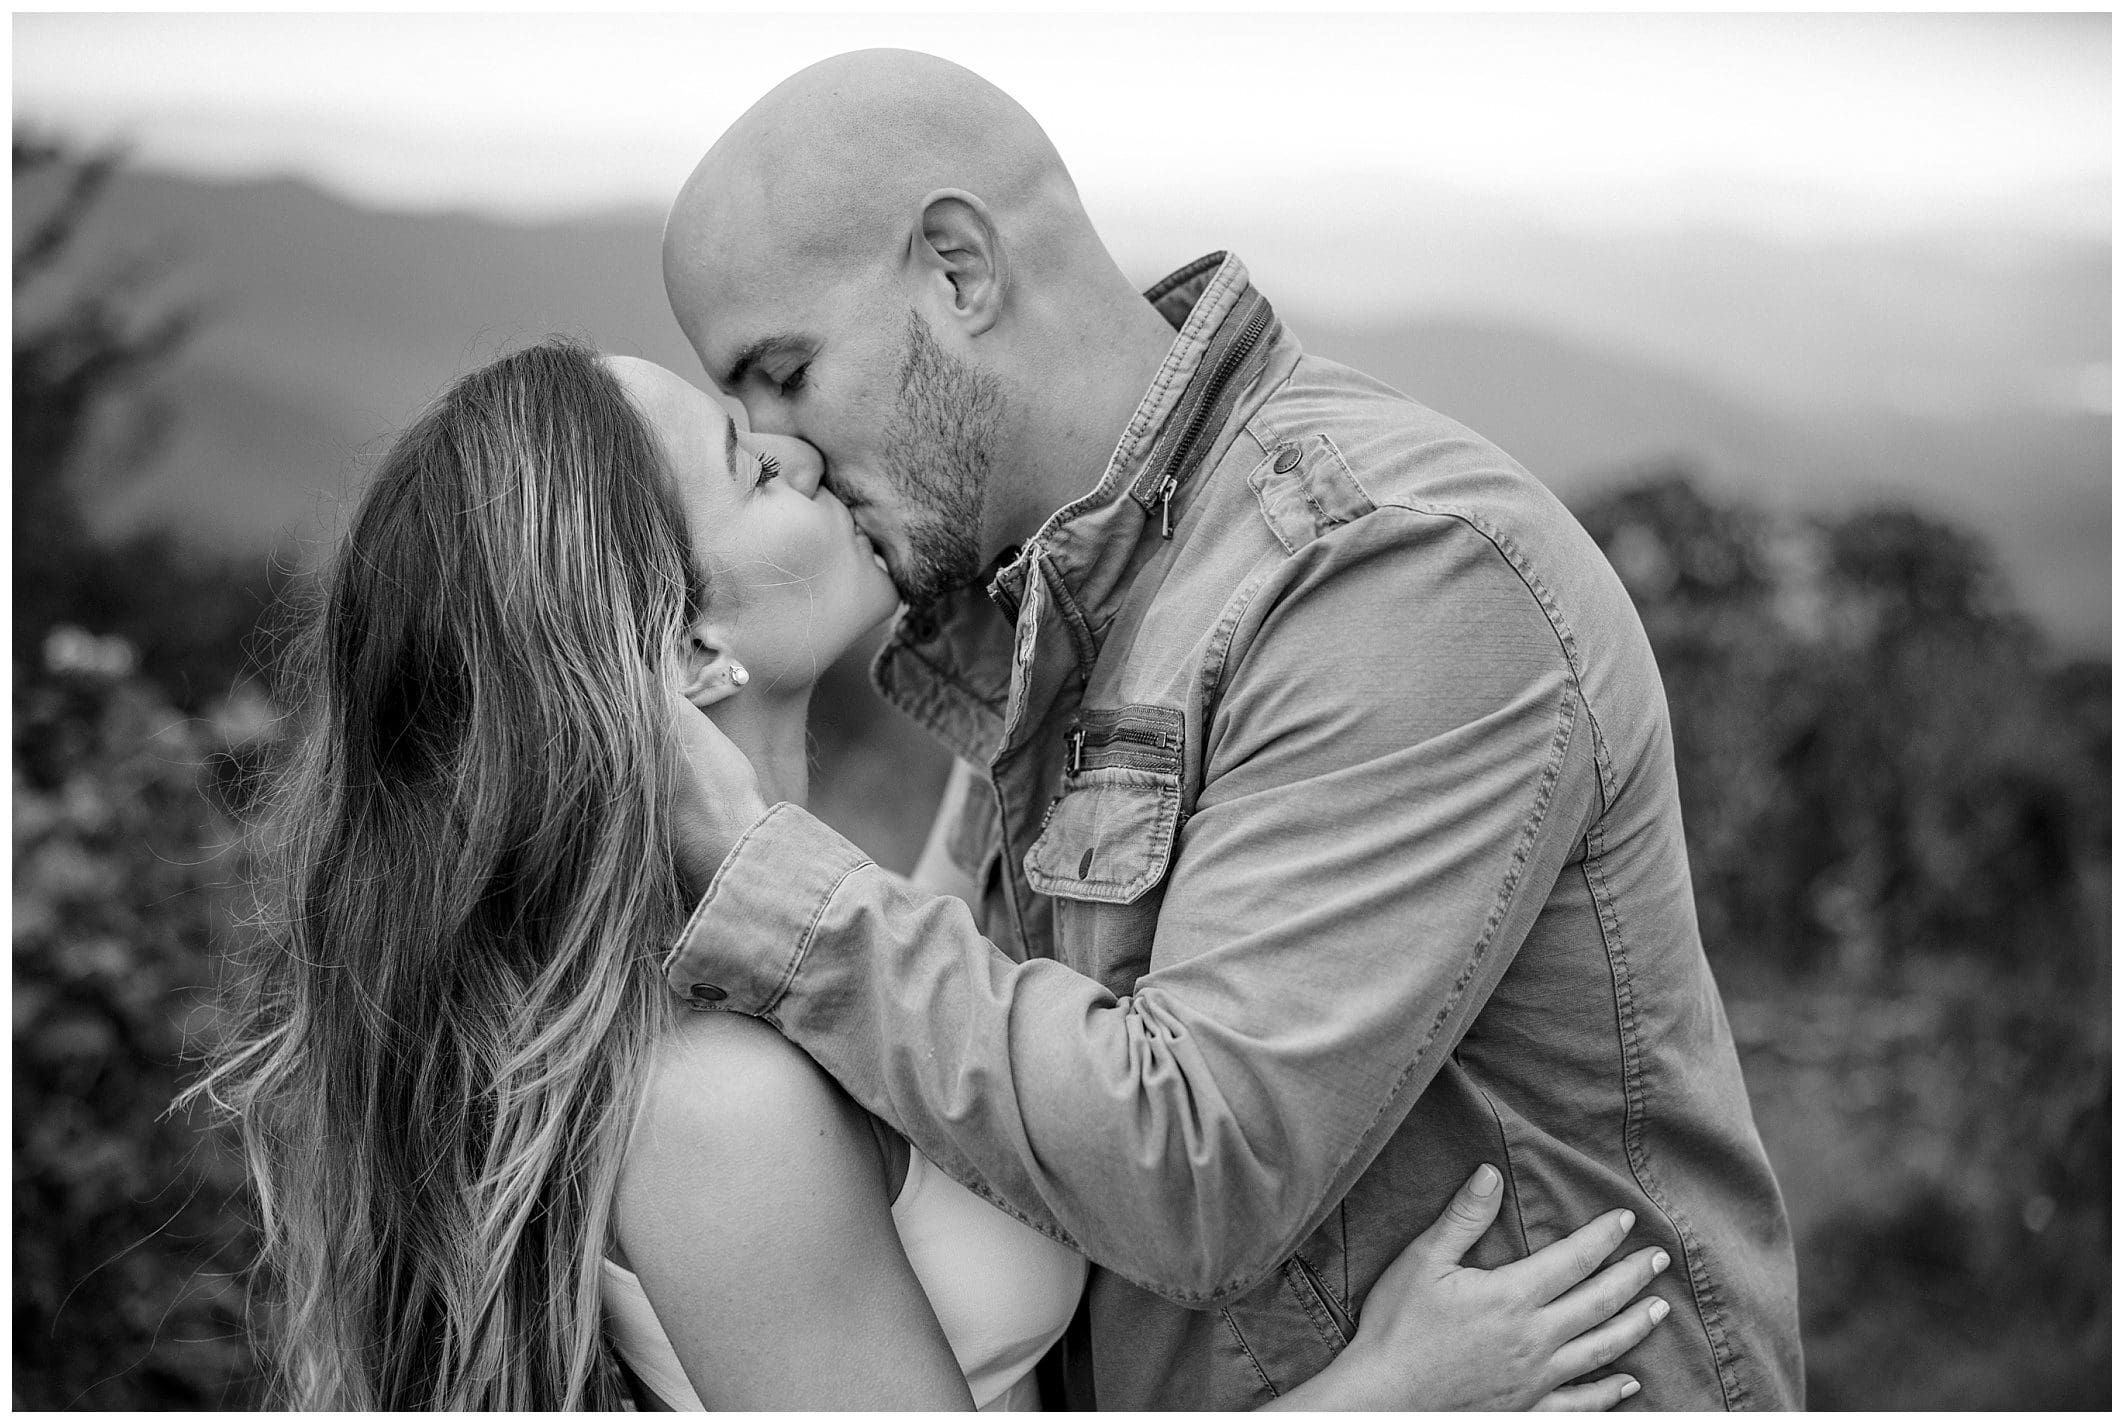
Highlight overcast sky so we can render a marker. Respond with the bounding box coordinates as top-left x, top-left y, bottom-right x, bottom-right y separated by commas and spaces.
13, 10, 2111, 240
